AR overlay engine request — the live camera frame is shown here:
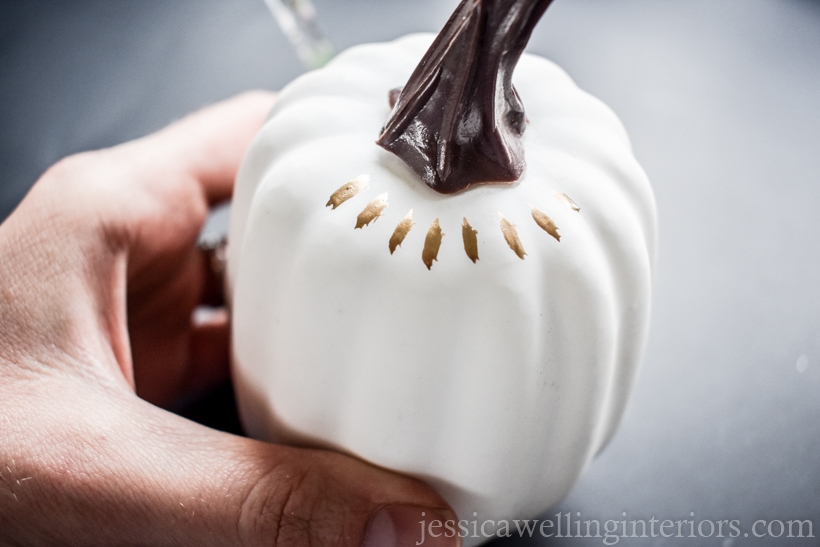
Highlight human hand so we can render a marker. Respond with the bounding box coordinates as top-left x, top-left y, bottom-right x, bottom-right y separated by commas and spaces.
0, 92, 458, 547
